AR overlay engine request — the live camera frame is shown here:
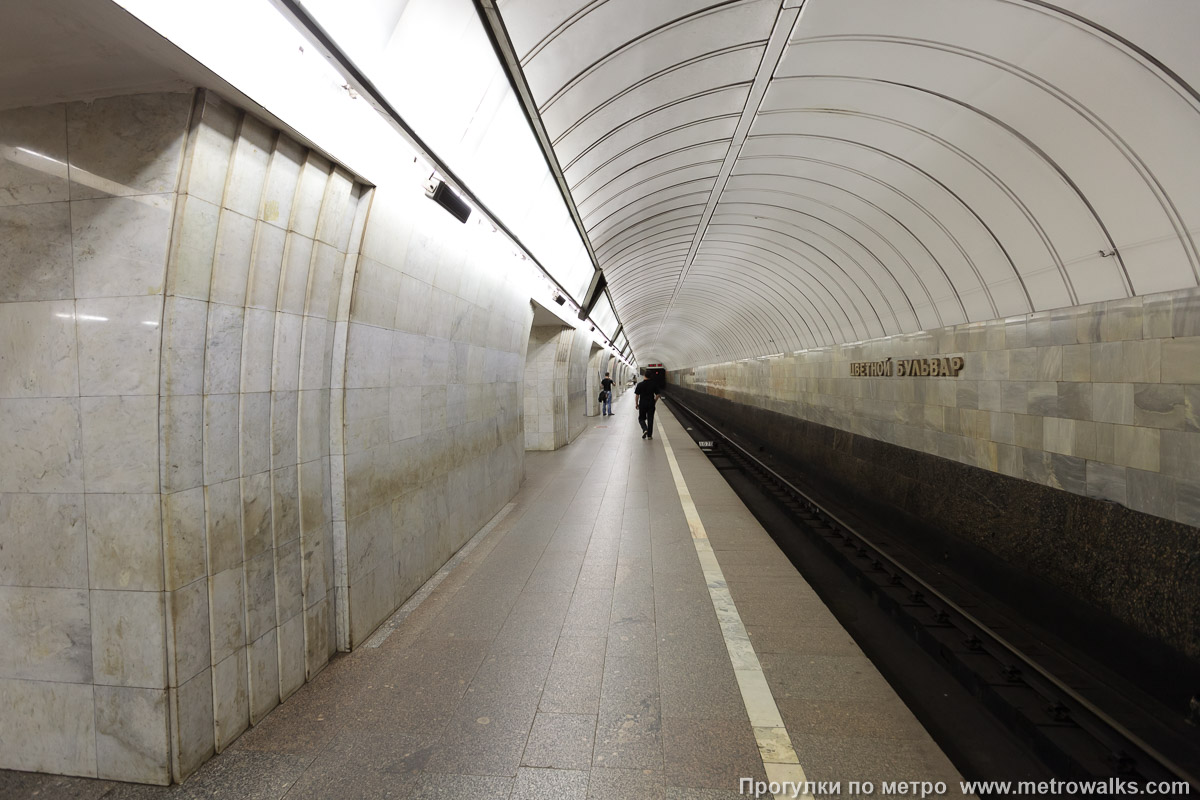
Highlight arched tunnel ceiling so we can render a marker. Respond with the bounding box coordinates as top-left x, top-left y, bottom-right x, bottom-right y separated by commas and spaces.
493, 0, 1200, 368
